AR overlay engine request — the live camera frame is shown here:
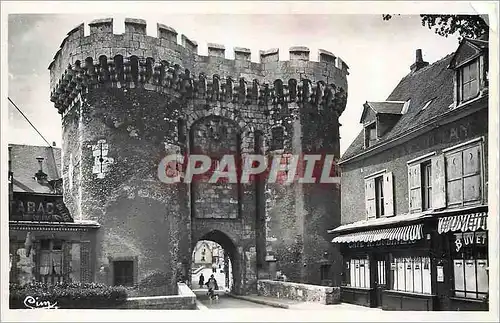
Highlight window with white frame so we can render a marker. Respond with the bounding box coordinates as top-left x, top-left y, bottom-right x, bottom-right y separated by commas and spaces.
365, 171, 394, 219
390, 256, 432, 294
344, 258, 371, 288
451, 231, 488, 299
459, 59, 480, 103
422, 161, 432, 210
408, 157, 437, 213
